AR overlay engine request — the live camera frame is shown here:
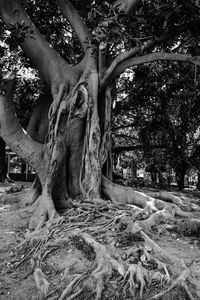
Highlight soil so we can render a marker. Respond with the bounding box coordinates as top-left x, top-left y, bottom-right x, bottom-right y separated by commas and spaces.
0, 183, 200, 300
